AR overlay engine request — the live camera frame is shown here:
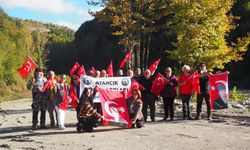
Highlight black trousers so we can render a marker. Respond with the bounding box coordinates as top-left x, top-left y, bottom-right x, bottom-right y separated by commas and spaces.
76, 106, 80, 122
197, 91, 211, 116
32, 109, 46, 126
163, 97, 175, 119
142, 93, 156, 122
180, 94, 192, 118
94, 103, 103, 115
